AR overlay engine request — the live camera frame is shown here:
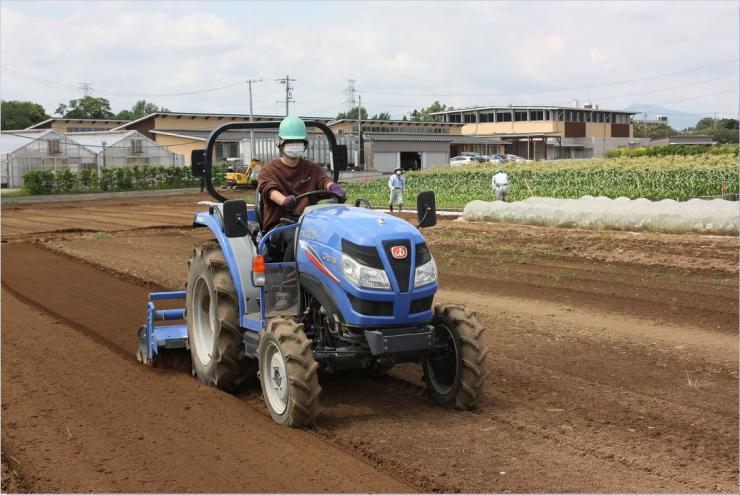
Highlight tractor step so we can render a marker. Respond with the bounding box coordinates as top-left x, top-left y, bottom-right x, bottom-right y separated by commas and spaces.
137, 291, 188, 366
